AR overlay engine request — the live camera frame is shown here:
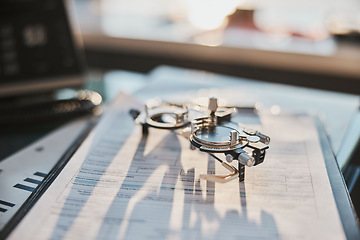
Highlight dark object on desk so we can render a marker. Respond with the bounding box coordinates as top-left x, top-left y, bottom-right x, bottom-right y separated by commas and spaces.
0, 90, 101, 126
